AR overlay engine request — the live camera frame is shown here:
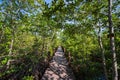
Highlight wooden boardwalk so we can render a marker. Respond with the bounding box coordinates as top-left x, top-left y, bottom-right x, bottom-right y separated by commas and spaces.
41, 46, 75, 80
